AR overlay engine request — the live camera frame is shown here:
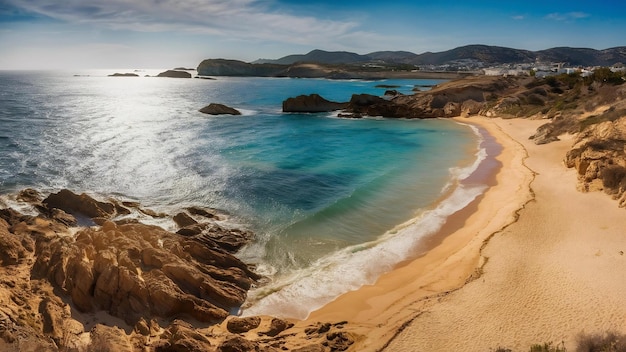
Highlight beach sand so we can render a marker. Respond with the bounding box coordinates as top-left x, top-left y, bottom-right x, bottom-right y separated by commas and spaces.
303, 116, 626, 351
